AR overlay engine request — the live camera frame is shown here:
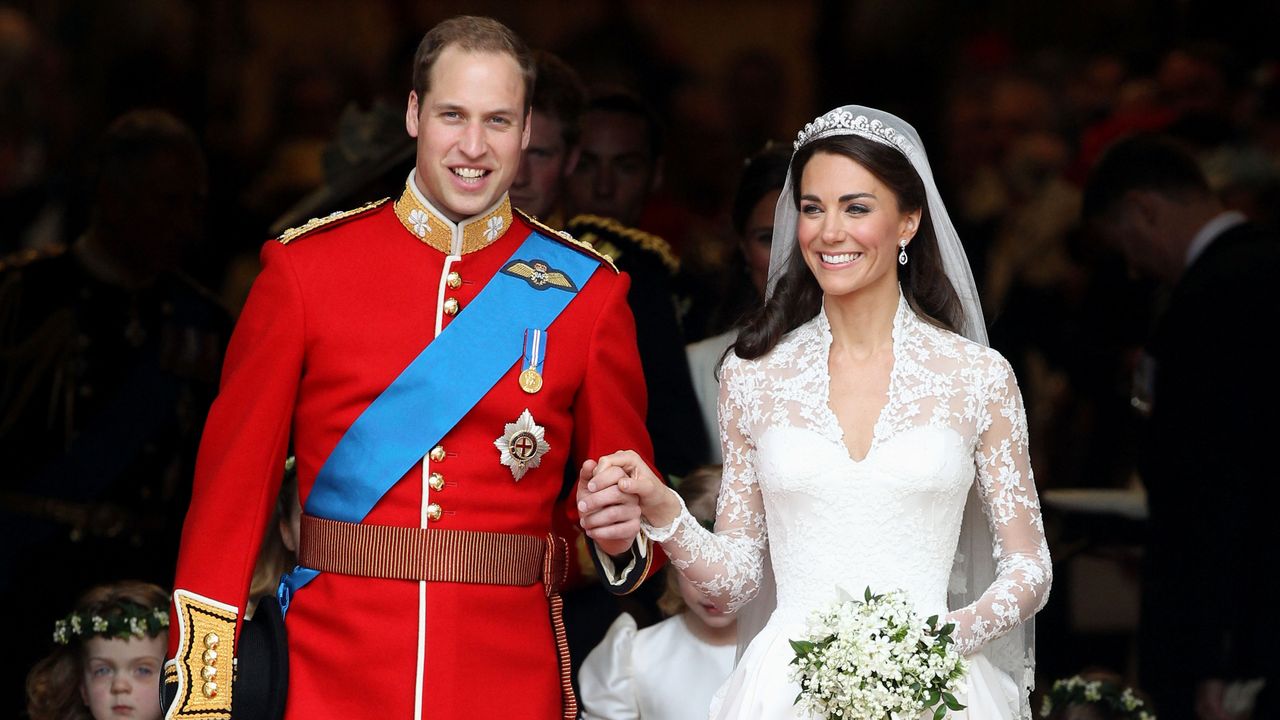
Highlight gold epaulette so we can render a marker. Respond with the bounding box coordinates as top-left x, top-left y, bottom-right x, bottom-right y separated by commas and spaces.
0, 245, 66, 273
566, 214, 679, 274
276, 198, 389, 245
515, 208, 618, 273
